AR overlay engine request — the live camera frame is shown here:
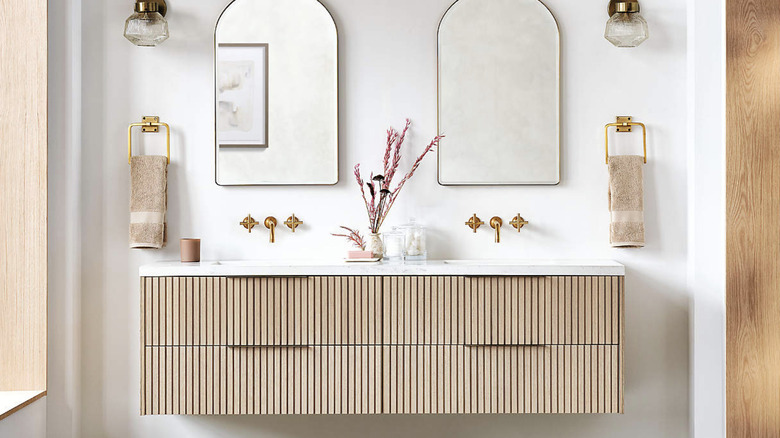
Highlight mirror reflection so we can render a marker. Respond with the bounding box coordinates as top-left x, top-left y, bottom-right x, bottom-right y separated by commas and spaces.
215, 0, 339, 186
437, 0, 560, 185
